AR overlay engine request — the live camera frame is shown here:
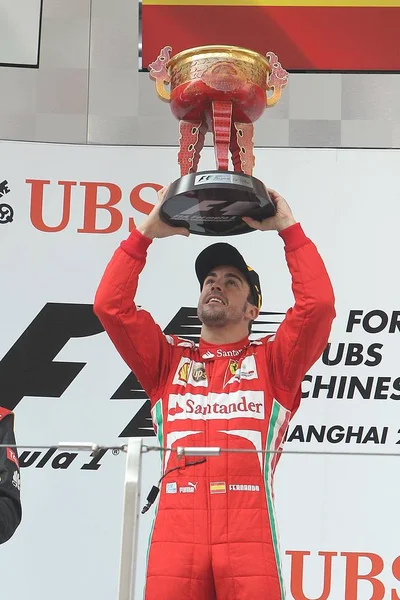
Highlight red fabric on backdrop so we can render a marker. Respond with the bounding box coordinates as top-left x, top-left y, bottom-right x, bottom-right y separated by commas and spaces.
142, 6, 400, 71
